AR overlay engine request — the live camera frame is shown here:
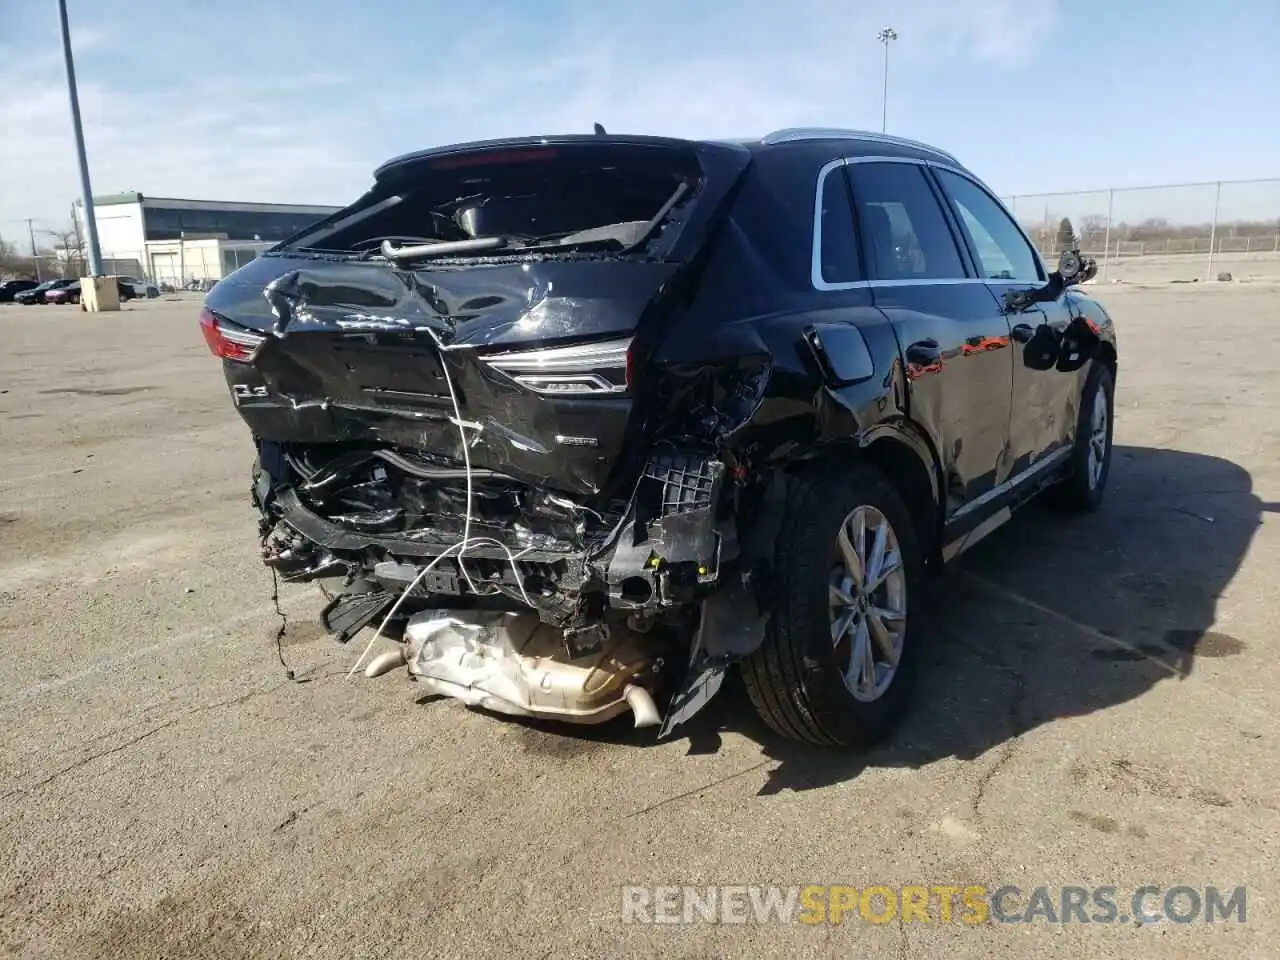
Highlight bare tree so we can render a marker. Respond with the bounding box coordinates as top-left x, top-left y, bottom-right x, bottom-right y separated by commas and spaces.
0, 234, 39, 279
43, 222, 86, 278
1079, 214, 1108, 235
